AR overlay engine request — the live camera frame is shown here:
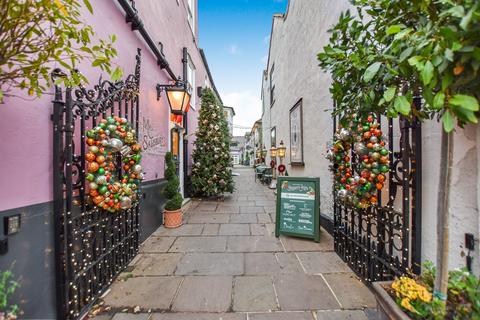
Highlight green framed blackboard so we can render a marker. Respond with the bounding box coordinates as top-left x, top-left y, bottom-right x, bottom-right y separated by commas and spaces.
275, 177, 320, 242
